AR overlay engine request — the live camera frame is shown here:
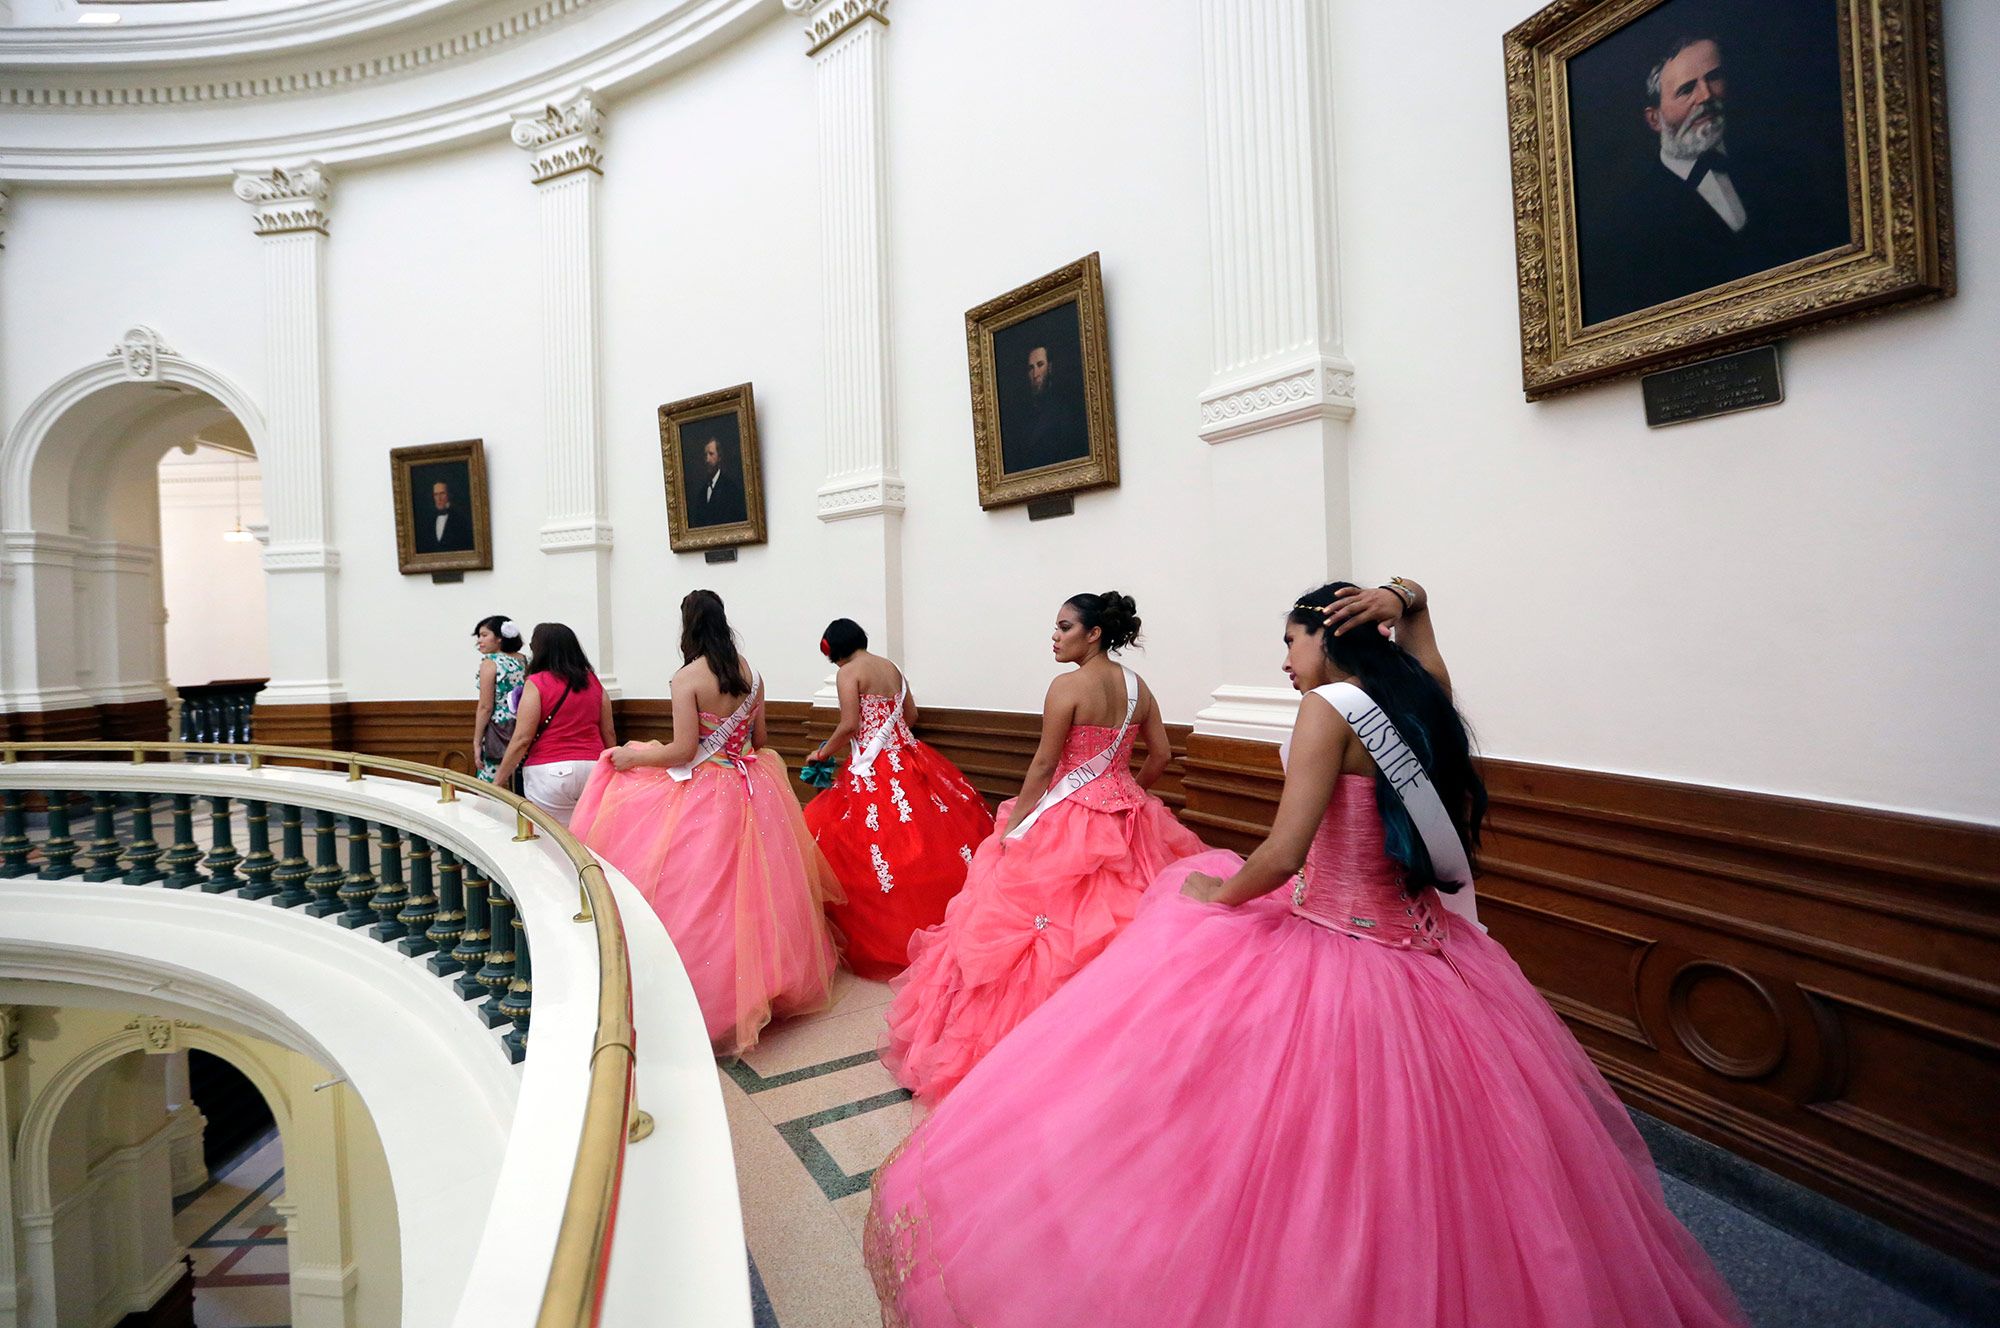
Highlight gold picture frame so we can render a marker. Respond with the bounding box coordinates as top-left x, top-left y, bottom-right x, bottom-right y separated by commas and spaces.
390, 438, 493, 576
659, 383, 767, 553
966, 252, 1119, 510
1504, 0, 1952, 399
